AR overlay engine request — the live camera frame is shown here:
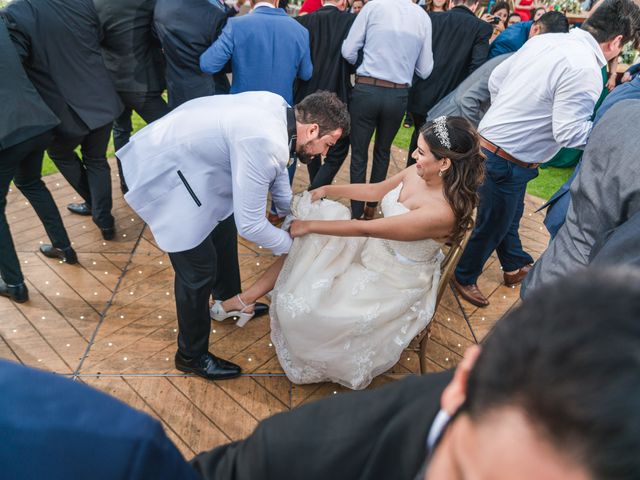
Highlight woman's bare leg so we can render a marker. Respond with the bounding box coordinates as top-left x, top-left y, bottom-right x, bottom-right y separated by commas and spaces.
221, 255, 287, 313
